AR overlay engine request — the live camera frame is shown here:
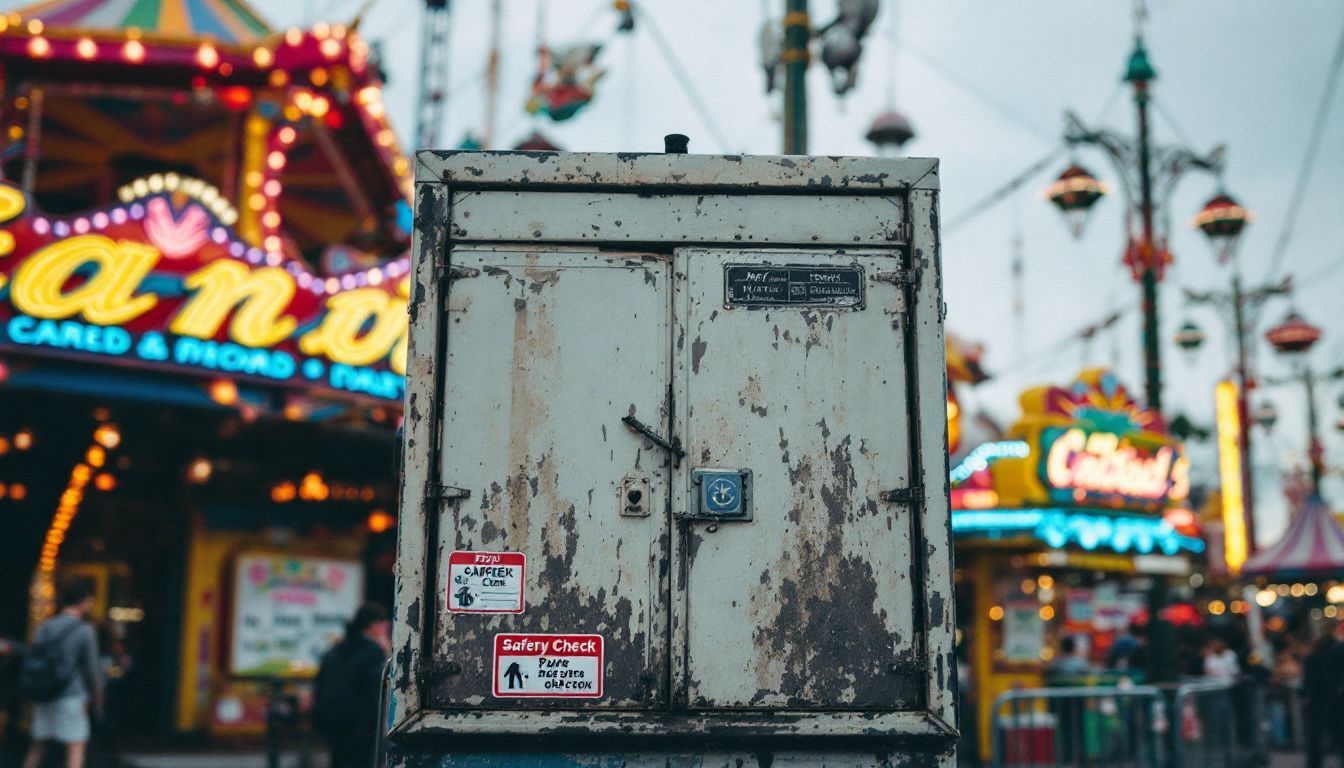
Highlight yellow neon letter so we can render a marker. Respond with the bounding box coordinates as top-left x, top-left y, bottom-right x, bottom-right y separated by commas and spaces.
0, 184, 26, 262
299, 284, 407, 368
1169, 455, 1191, 502
11, 235, 159, 324
170, 260, 297, 347
389, 277, 409, 375
1215, 380, 1248, 575
1045, 428, 1084, 488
